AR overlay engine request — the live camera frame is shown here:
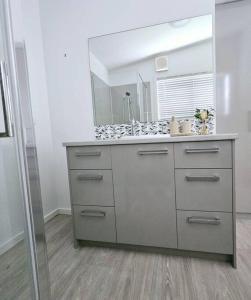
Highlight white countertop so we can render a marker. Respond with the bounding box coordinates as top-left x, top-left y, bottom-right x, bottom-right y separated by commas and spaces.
63, 133, 238, 147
